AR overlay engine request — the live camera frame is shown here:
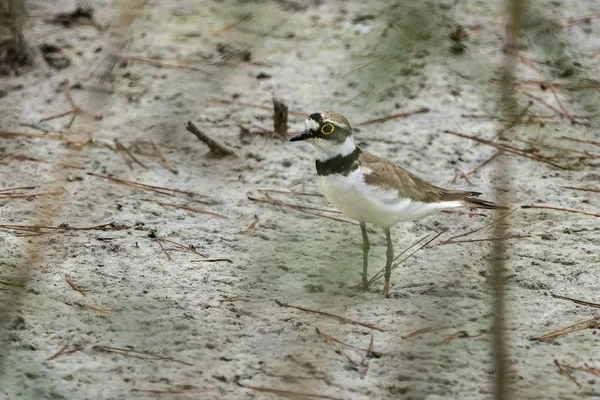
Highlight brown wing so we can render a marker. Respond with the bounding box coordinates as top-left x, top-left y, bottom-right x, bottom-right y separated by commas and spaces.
358, 151, 480, 203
